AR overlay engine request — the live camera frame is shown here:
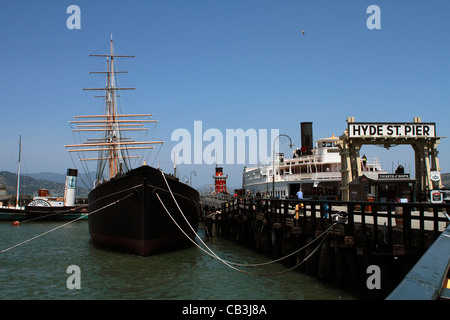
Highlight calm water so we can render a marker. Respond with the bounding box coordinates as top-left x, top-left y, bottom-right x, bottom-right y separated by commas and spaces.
0, 220, 362, 300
